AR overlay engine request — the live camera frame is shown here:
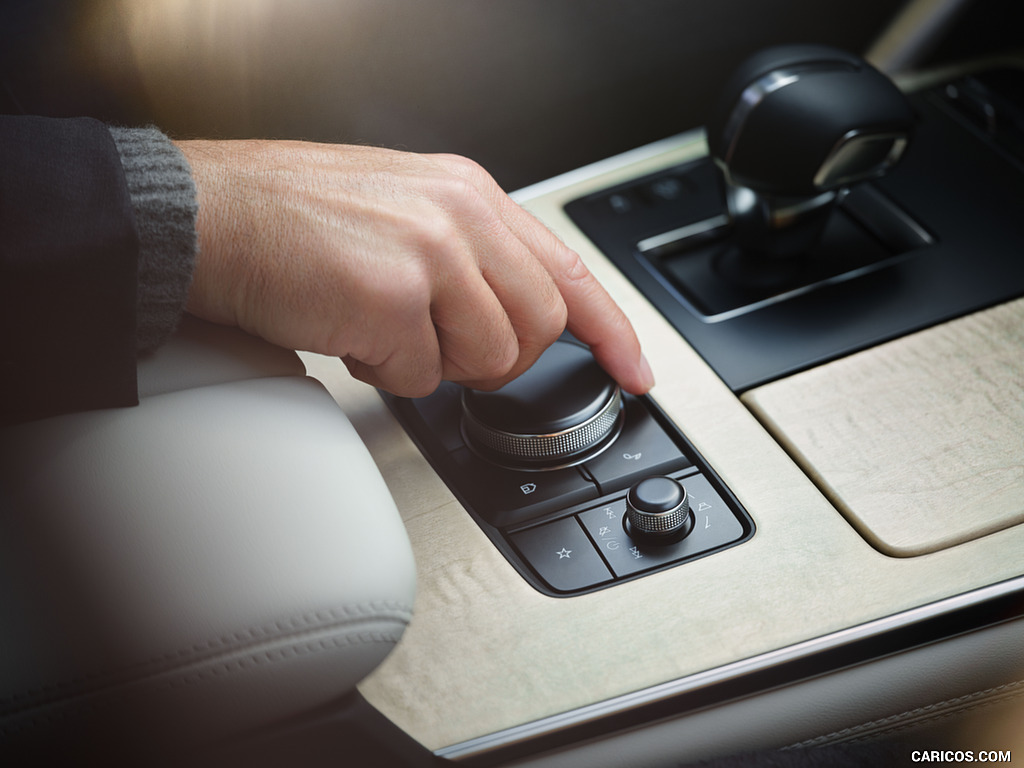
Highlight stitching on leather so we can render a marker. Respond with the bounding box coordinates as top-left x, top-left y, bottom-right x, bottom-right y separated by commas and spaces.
0, 622, 408, 736
1, 600, 413, 716
158, 627, 403, 692
784, 678, 1024, 748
